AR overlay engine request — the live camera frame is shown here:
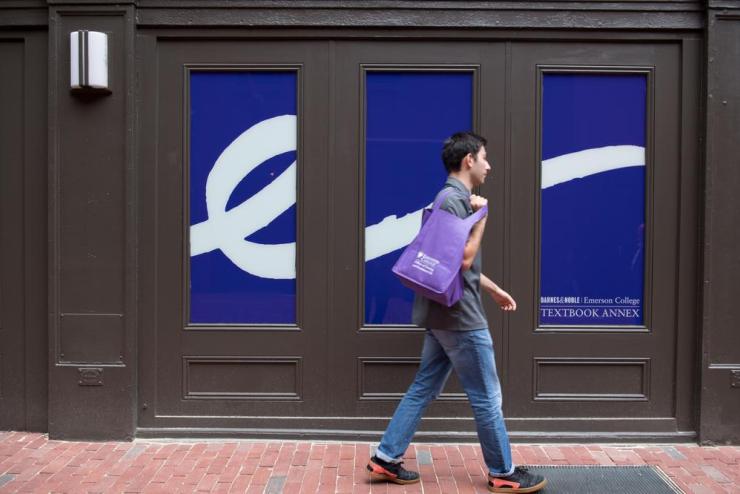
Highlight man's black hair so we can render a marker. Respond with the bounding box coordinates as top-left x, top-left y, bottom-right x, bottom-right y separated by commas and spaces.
441, 132, 487, 174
